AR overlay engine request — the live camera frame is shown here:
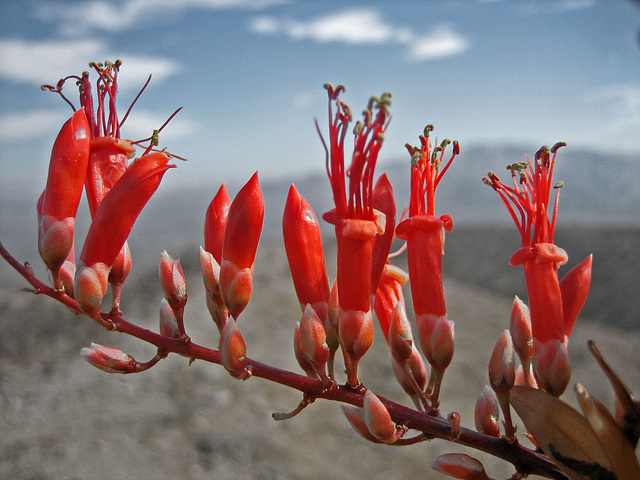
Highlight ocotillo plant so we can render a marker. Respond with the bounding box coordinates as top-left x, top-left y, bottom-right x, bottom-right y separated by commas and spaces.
1, 60, 639, 480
